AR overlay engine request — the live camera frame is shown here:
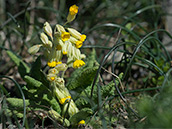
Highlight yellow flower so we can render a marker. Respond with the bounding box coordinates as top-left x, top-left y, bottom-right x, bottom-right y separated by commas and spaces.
63, 51, 67, 55
78, 120, 85, 125
61, 32, 70, 42
76, 41, 83, 48
56, 61, 62, 65
69, 5, 78, 15
66, 5, 79, 24
50, 77, 55, 81
80, 34, 86, 42
47, 61, 57, 67
67, 28, 86, 42
47, 73, 57, 82
59, 96, 71, 104
73, 60, 85, 68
